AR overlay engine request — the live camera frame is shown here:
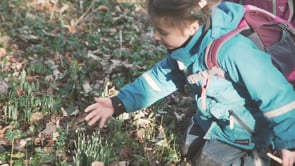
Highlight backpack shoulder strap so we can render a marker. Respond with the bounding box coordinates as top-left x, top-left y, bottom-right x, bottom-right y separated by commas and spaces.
204, 19, 249, 70
288, 0, 294, 22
